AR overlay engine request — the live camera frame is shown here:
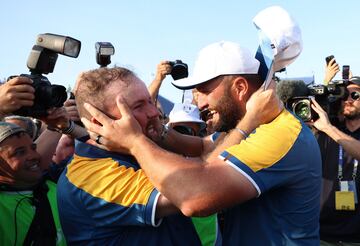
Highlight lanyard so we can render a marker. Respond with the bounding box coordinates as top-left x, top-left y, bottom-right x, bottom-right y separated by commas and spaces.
338, 145, 358, 181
